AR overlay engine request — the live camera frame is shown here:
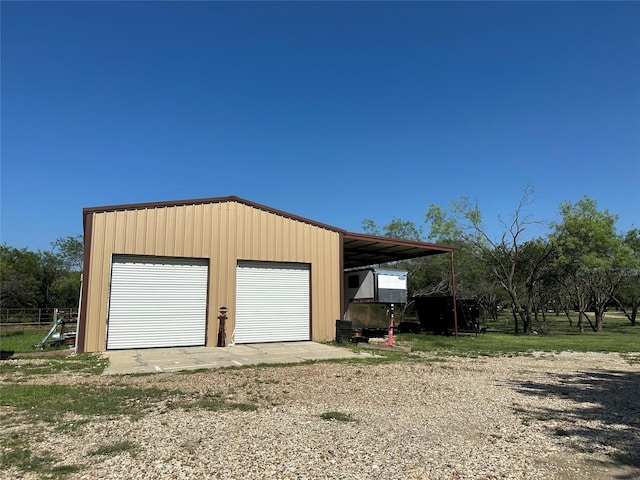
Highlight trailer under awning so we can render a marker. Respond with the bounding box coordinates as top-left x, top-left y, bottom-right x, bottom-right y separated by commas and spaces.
341, 231, 461, 338
342, 232, 456, 269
